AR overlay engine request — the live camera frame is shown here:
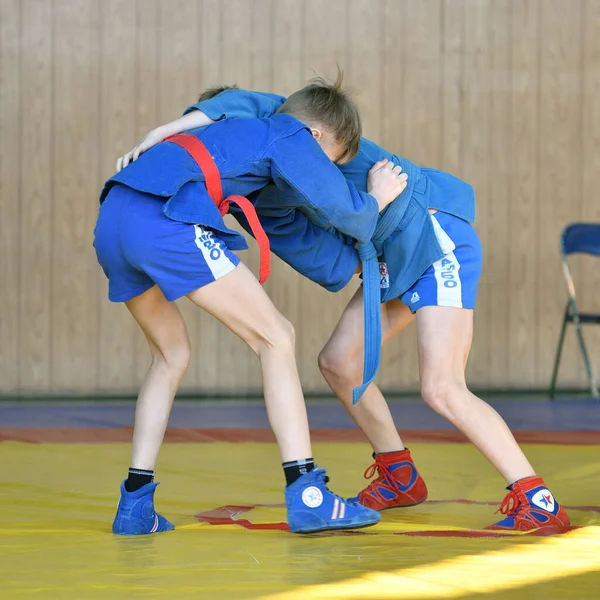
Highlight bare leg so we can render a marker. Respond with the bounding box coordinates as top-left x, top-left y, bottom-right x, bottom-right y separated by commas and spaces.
319, 287, 415, 453
127, 260, 312, 469
416, 306, 535, 484
126, 285, 191, 471
186, 262, 311, 462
